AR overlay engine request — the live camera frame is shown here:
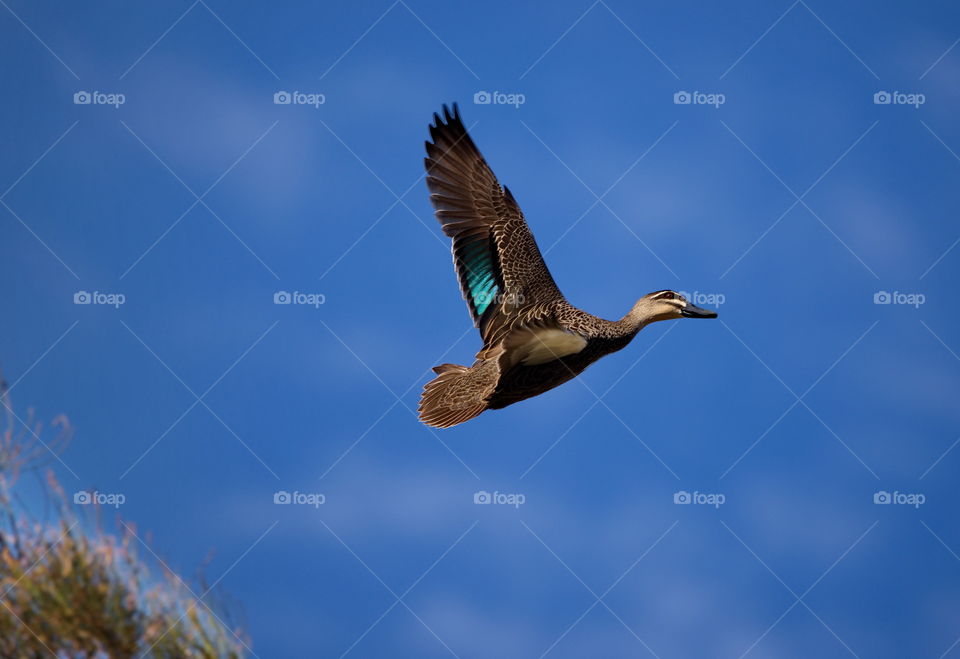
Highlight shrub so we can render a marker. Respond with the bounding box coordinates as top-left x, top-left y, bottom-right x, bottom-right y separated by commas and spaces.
0, 377, 248, 657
